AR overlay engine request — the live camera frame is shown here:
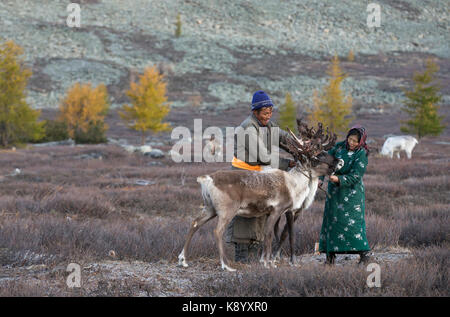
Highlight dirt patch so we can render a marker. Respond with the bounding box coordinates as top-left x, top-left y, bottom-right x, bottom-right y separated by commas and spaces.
0, 247, 413, 296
